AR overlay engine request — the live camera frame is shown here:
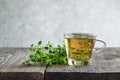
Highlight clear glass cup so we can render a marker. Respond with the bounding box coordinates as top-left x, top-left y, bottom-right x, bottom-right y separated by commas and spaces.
64, 33, 106, 66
